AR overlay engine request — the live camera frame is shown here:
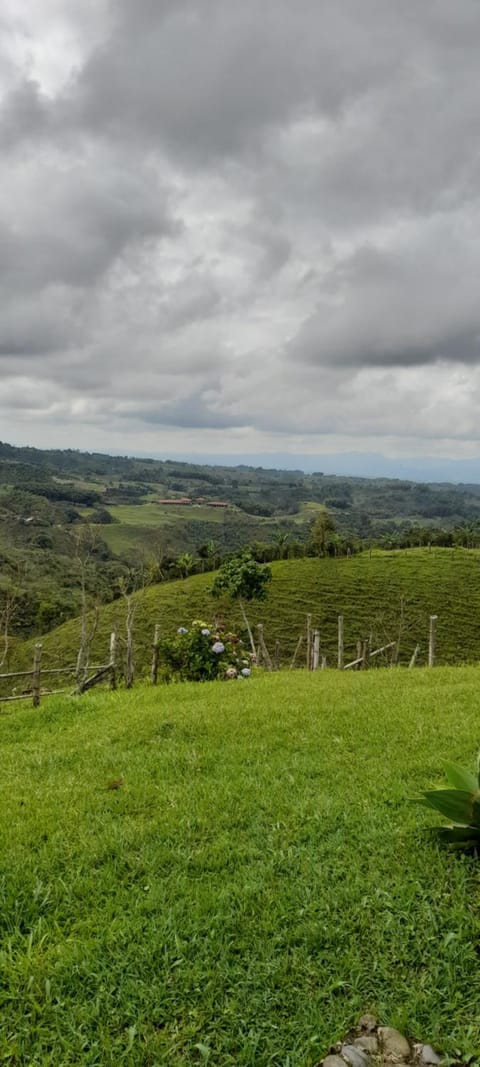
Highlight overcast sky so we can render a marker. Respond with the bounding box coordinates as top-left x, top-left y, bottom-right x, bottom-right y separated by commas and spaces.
2, 0, 480, 470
